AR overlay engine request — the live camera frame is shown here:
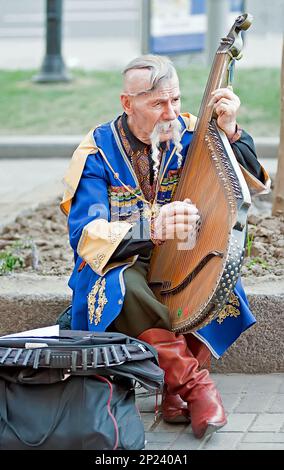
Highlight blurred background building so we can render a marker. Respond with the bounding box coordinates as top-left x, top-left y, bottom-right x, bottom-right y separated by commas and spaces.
0, 0, 283, 70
